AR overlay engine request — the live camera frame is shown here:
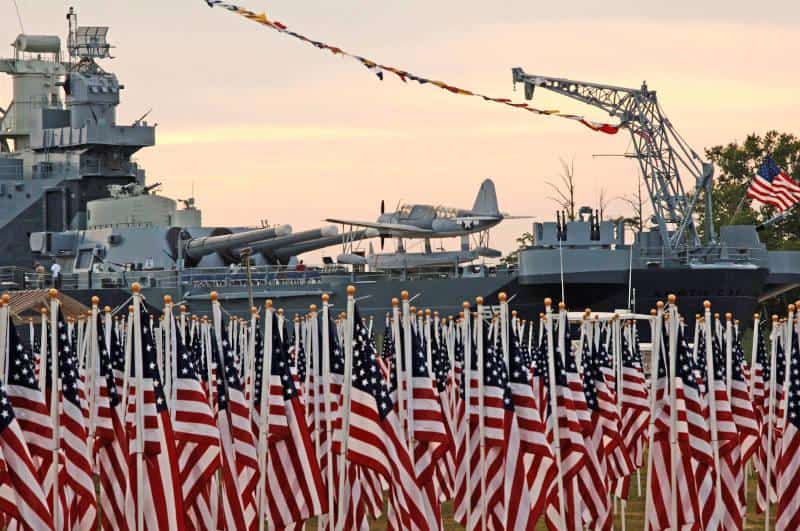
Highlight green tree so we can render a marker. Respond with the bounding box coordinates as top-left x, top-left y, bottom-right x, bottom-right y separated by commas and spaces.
698, 130, 800, 314
500, 231, 534, 267
698, 130, 800, 250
